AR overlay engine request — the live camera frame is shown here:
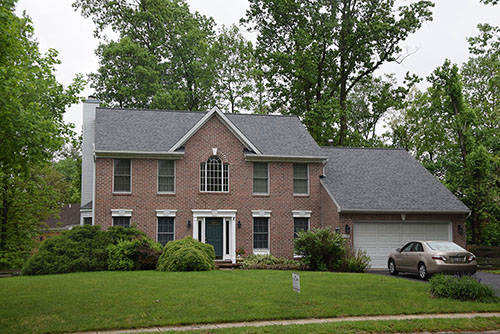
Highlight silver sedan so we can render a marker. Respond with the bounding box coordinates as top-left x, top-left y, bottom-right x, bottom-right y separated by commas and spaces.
388, 241, 477, 280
